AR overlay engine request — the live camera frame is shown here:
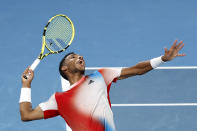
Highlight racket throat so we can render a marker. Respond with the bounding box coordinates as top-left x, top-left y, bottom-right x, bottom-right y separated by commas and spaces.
30, 58, 41, 71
